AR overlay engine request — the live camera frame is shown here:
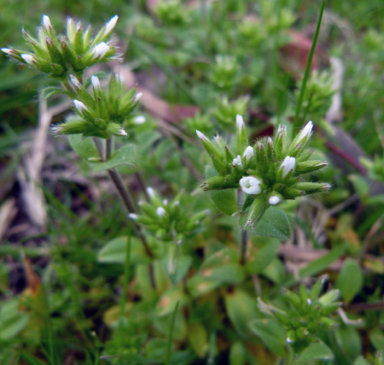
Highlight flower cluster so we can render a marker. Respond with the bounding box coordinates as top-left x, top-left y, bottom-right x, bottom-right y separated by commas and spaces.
259, 277, 341, 354
52, 73, 143, 138
128, 188, 208, 242
198, 116, 329, 227
2, 15, 121, 78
